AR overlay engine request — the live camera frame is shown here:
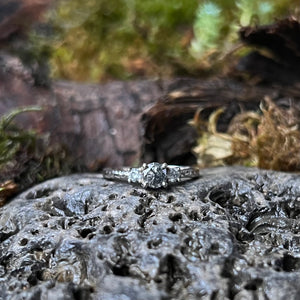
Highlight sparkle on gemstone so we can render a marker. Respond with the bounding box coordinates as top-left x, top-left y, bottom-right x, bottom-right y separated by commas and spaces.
168, 168, 180, 183
142, 162, 167, 188
128, 169, 142, 183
